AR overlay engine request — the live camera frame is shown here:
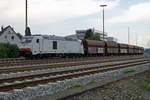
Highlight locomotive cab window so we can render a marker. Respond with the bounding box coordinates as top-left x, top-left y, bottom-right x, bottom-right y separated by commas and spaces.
53, 41, 57, 49
36, 39, 39, 43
